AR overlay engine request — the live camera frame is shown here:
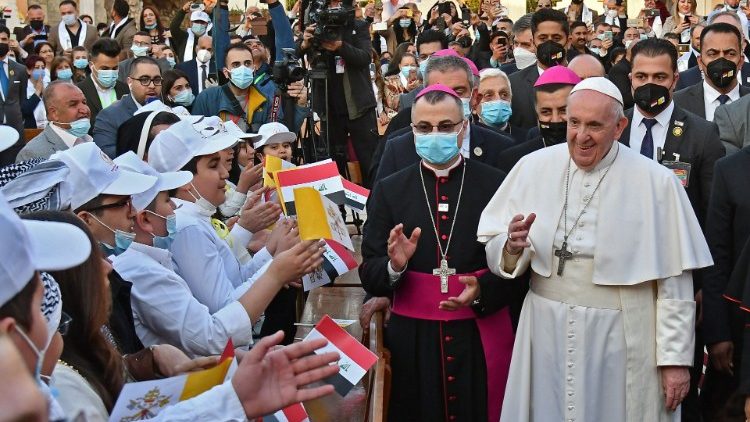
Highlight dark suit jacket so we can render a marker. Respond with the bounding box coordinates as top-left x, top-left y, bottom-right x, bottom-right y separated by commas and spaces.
618, 105, 725, 226
703, 147, 750, 346
508, 65, 539, 130
499, 61, 519, 76
14, 25, 51, 55
0, 60, 30, 166
374, 123, 515, 184
93, 95, 139, 158
497, 135, 545, 174
676, 62, 750, 91
175, 59, 218, 97
608, 58, 633, 110
474, 121, 527, 144
117, 57, 172, 84
77, 75, 129, 130
673, 83, 750, 119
